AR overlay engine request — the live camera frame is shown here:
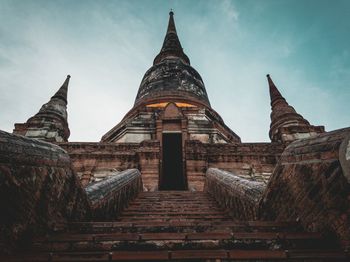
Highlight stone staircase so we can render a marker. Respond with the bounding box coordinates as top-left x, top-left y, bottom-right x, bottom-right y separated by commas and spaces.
3, 191, 348, 261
